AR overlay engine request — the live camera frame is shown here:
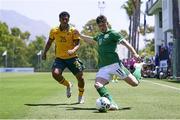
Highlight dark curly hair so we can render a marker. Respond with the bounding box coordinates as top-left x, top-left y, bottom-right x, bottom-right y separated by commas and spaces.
96, 15, 107, 24
59, 11, 70, 19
